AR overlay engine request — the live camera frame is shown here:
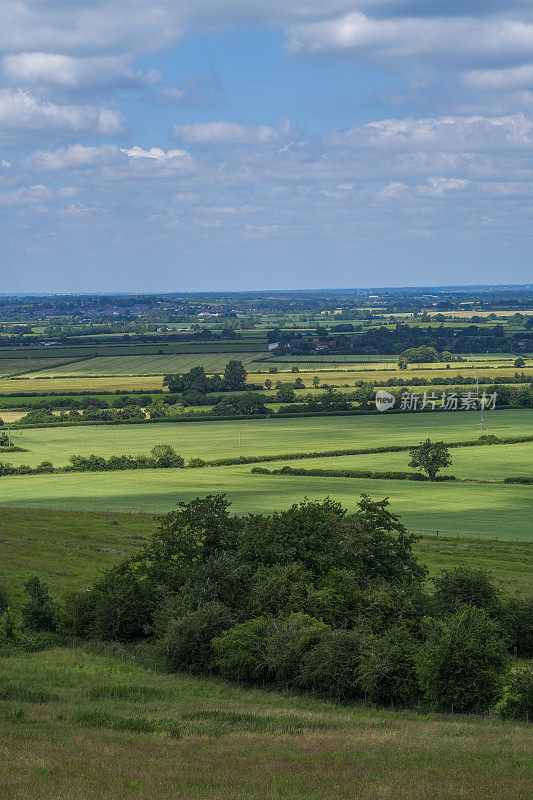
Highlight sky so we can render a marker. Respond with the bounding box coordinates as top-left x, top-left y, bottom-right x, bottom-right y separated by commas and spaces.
1, 1, 533, 293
